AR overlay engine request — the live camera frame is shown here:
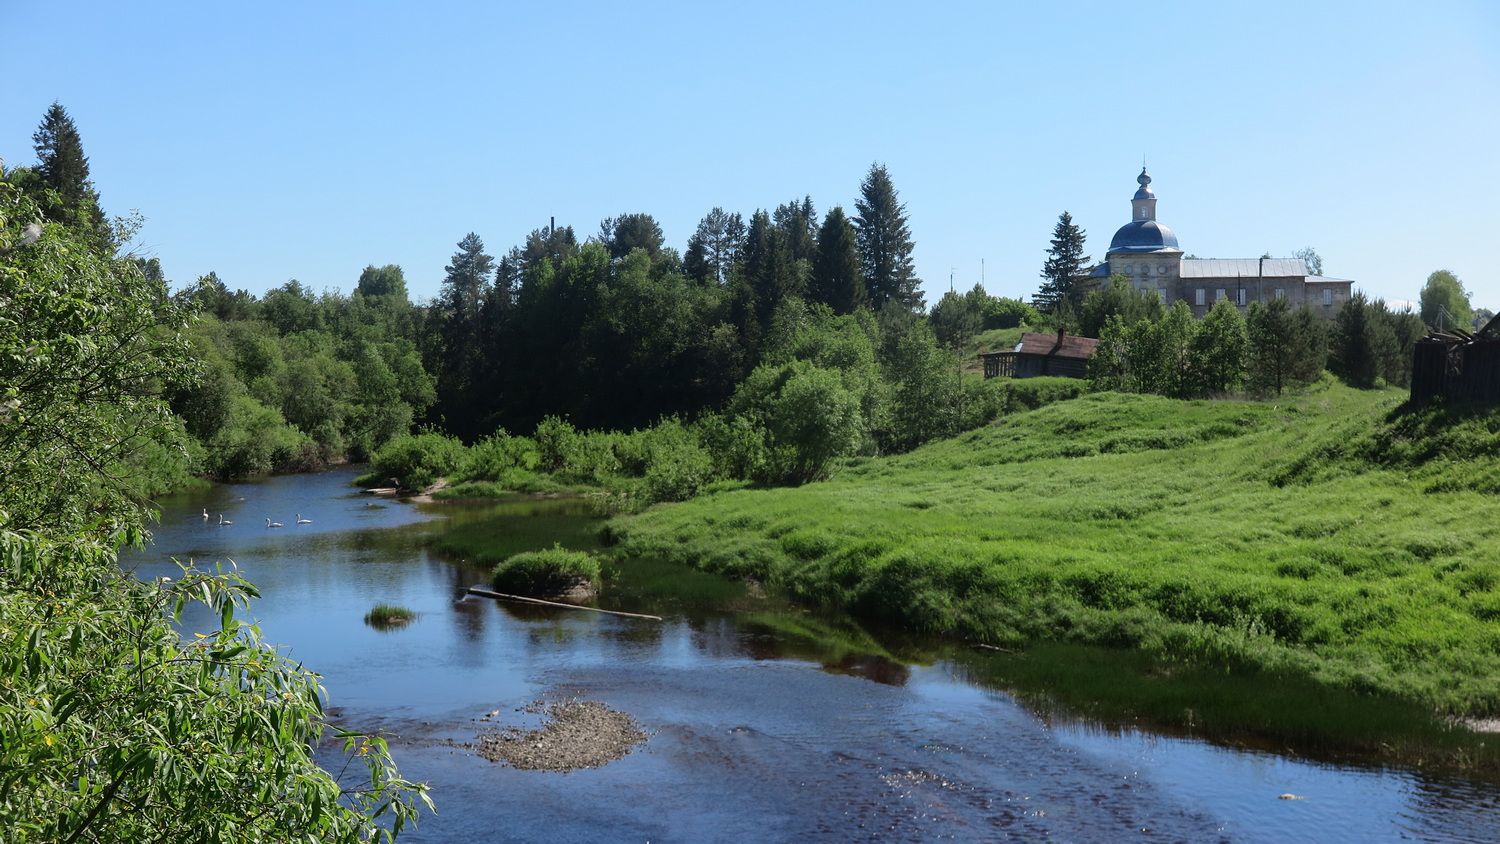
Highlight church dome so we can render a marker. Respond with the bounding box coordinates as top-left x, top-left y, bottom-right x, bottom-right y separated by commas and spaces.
1109, 220, 1179, 252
